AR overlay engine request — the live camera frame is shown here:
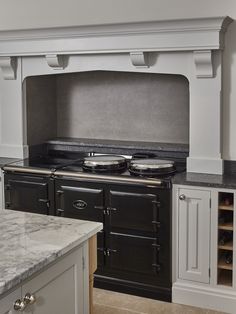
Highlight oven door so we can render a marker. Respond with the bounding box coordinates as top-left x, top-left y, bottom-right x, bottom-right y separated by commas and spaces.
105, 184, 171, 286
106, 233, 170, 286
55, 178, 106, 269
55, 179, 105, 222
107, 188, 160, 235
4, 173, 52, 215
